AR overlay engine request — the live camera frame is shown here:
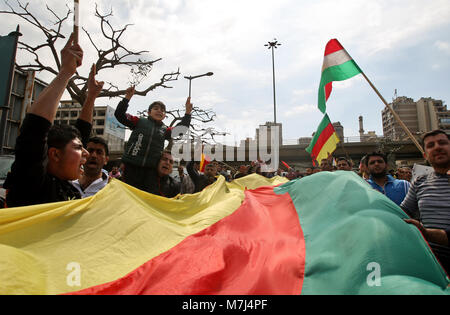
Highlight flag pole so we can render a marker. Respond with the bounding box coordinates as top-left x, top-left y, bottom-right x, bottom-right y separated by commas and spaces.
74, 0, 79, 44
359, 71, 424, 155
